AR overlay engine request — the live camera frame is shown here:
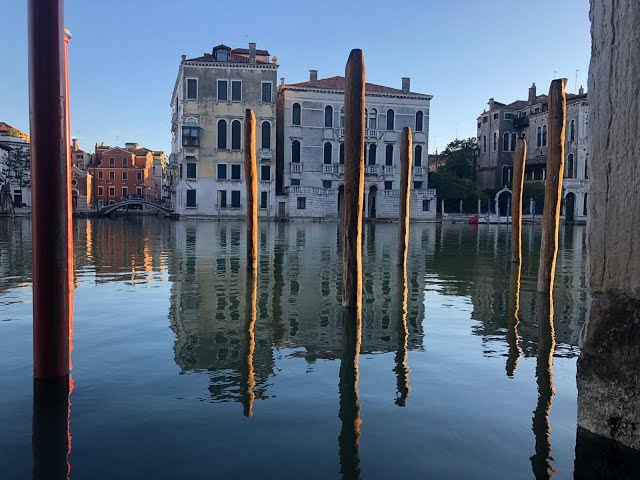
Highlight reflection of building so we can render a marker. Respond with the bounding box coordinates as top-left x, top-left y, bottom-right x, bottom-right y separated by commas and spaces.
276, 73, 437, 220
167, 221, 430, 404
476, 84, 589, 223
0, 122, 31, 209
71, 166, 93, 212
169, 43, 278, 218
